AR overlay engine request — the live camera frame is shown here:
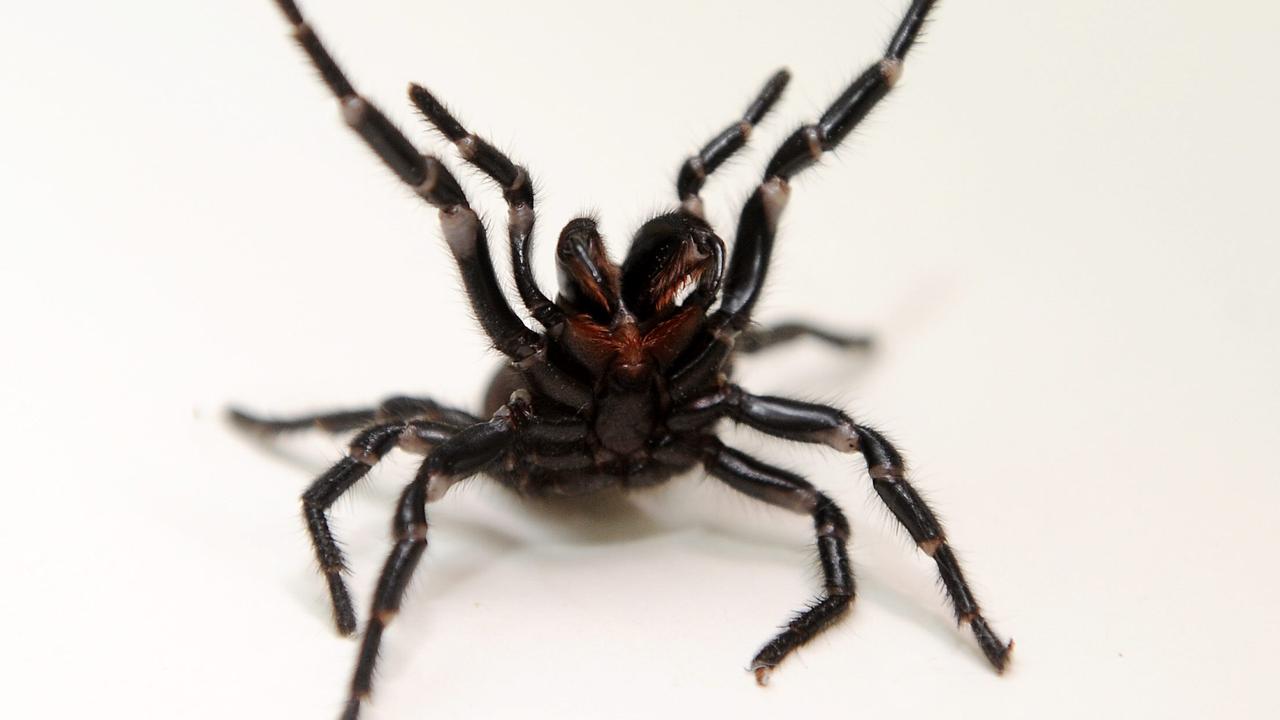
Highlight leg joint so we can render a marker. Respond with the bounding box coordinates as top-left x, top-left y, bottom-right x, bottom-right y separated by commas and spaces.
813, 494, 851, 540
348, 424, 406, 465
